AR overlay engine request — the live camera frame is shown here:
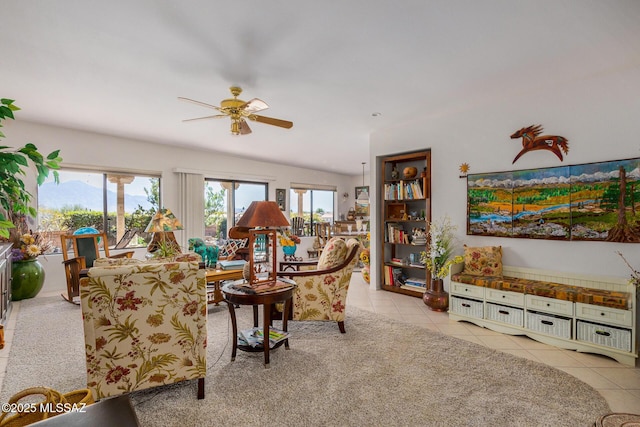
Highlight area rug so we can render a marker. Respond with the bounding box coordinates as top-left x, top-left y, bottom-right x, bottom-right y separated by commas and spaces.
1, 296, 610, 426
